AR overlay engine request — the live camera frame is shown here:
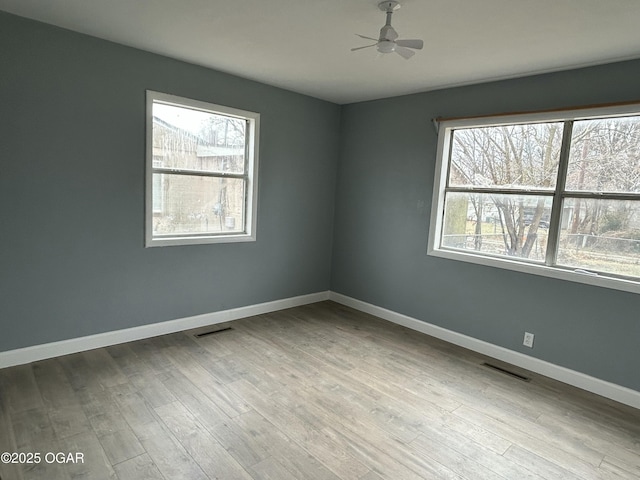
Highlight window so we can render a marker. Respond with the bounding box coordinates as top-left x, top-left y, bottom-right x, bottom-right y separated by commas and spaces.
428, 103, 640, 293
146, 91, 259, 247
